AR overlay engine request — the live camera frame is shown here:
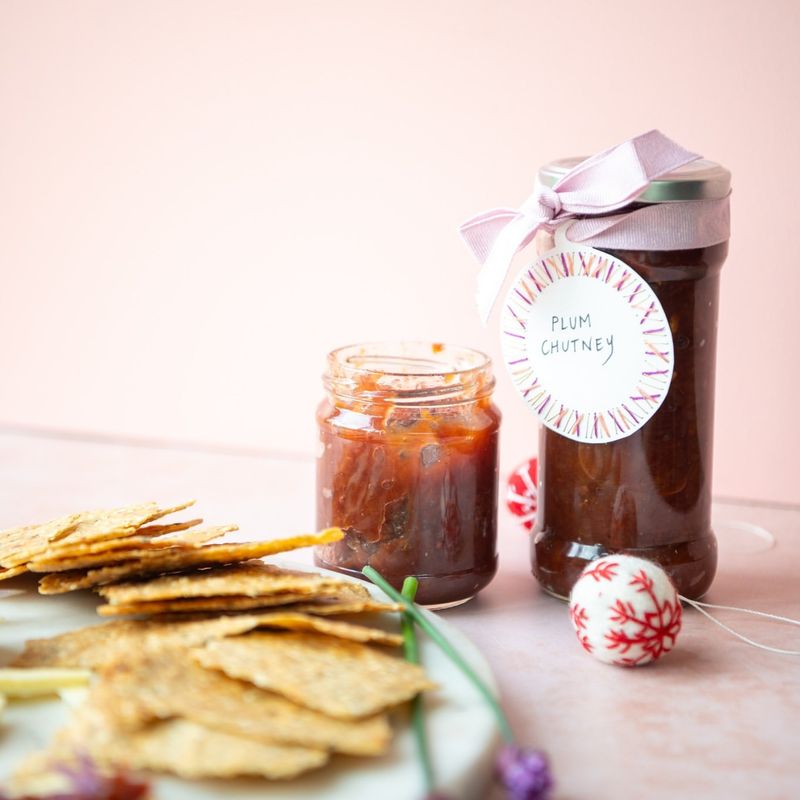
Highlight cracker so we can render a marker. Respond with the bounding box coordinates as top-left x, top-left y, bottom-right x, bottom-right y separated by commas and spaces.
94, 602, 399, 641
28, 525, 237, 572
14, 701, 328, 782
128, 718, 328, 779
97, 576, 382, 617
11, 615, 280, 669
0, 565, 28, 581
288, 598, 403, 616
38, 528, 344, 591
54, 501, 196, 545
194, 631, 435, 719
135, 519, 204, 537
30, 518, 204, 563
240, 611, 402, 646
0, 501, 195, 569
0, 513, 82, 568
95, 651, 390, 755
95, 593, 322, 616
98, 561, 359, 604
38, 569, 102, 595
